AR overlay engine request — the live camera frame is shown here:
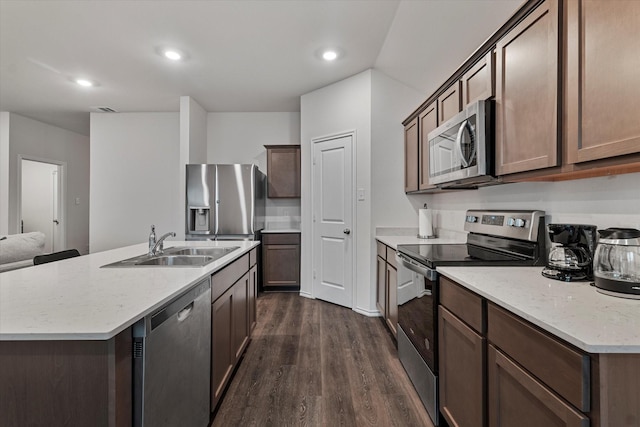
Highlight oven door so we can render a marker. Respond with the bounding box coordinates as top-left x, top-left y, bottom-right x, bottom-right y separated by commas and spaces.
396, 253, 440, 425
